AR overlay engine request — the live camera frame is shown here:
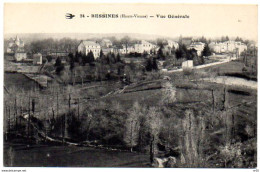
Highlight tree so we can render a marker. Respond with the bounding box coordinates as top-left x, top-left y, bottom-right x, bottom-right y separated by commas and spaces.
67, 111, 82, 140
152, 58, 158, 71
161, 81, 176, 105
124, 65, 133, 83
195, 36, 207, 44
55, 57, 65, 75
124, 102, 141, 152
226, 36, 229, 41
69, 53, 75, 71
56, 65, 65, 75
82, 54, 87, 65
157, 46, 165, 60
100, 49, 104, 58
75, 51, 82, 64
219, 143, 243, 167
145, 107, 162, 164
55, 57, 62, 67
46, 55, 53, 62
87, 51, 95, 63
143, 51, 148, 58
116, 53, 121, 62
69, 53, 75, 85
171, 46, 176, 55
175, 44, 187, 59
121, 36, 131, 54
109, 53, 116, 64
180, 109, 198, 166
202, 44, 212, 57
187, 48, 197, 60
235, 36, 243, 42
145, 58, 153, 71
